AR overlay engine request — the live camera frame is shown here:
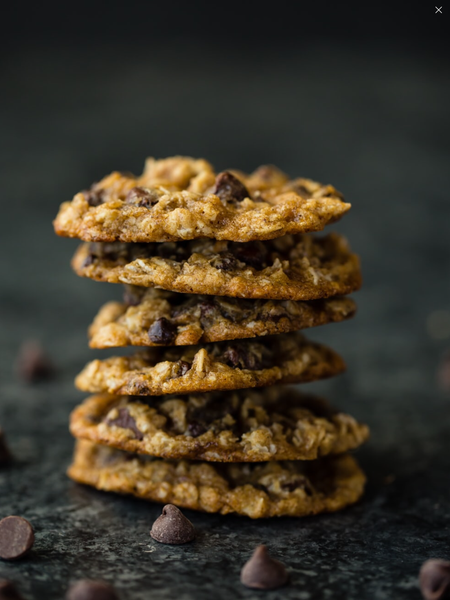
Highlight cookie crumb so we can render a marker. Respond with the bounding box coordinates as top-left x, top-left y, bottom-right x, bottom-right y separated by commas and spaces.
15, 340, 54, 383
150, 504, 195, 544
0, 516, 35, 561
419, 559, 450, 600
240, 545, 288, 590
66, 580, 119, 600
